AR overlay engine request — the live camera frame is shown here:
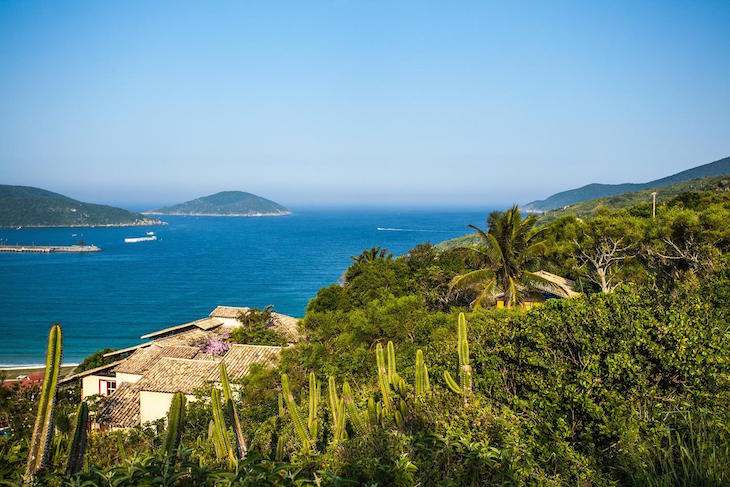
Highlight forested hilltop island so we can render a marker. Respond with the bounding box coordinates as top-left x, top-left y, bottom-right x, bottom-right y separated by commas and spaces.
145, 191, 290, 216
0, 185, 162, 227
